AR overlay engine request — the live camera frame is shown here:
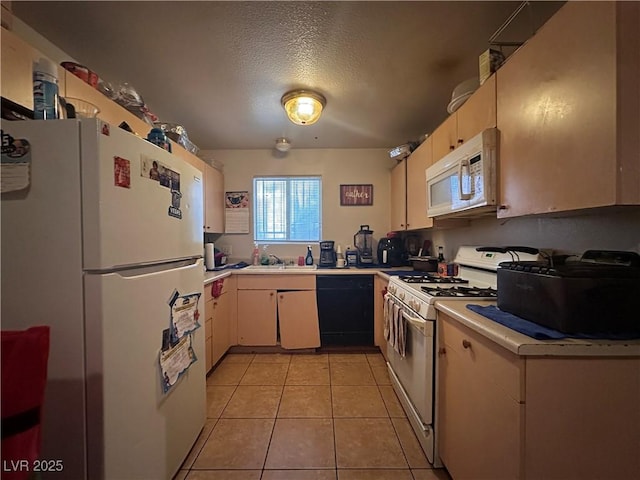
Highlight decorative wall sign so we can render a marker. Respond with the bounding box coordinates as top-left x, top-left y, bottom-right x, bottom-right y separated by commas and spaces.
225, 191, 250, 233
340, 184, 373, 206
